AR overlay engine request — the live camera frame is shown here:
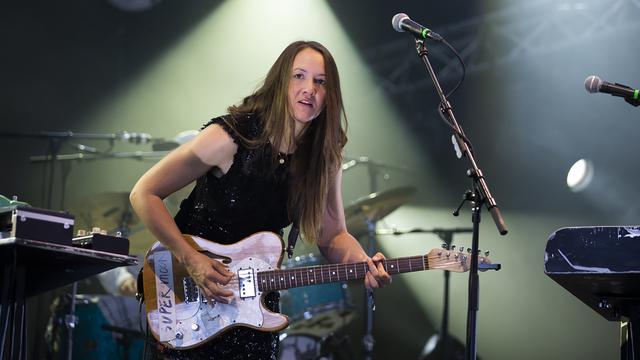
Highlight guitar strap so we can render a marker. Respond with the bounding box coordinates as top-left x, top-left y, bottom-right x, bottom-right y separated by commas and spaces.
286, 219, 299, 259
